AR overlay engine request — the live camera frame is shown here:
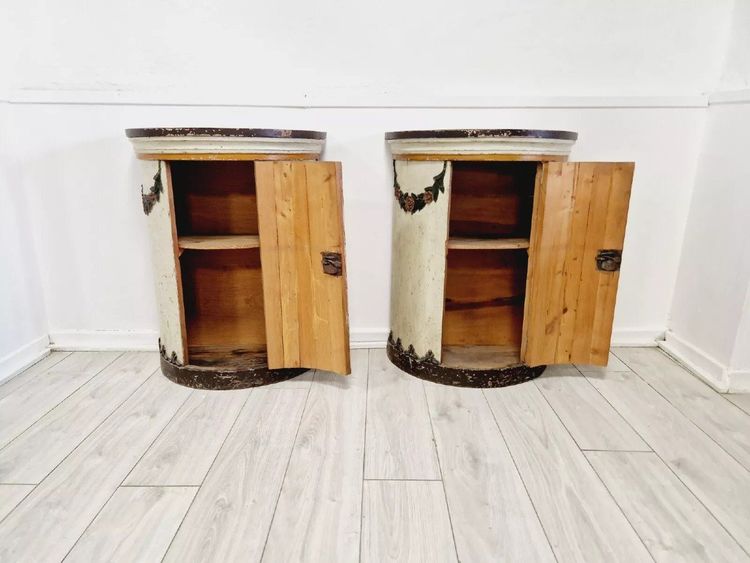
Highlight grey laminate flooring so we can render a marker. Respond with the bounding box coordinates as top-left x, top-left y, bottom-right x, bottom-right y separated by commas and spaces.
0, 347, 748, 562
